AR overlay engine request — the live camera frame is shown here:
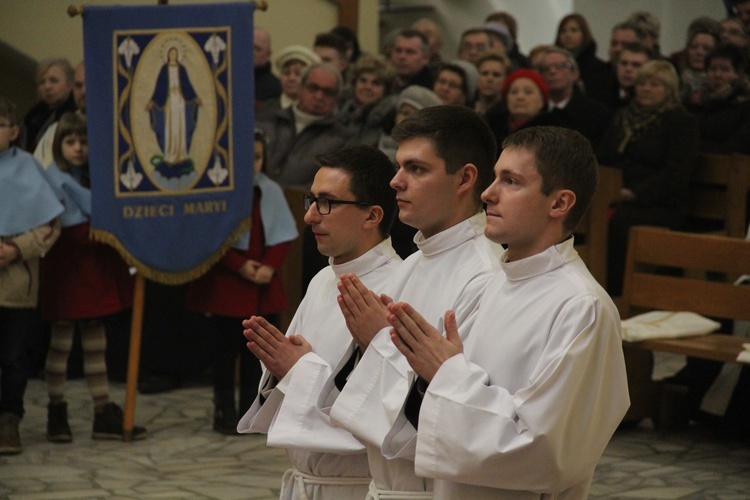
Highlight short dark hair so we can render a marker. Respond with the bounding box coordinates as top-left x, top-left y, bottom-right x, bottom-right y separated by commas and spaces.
392, 105, 497, 205
396, 29, 430, 53
0, 96, 18, 124
331, 25, 361, 61
502, 126, 598, 234
612, 21, 645, 40
314, 145, 397, 238
619, 42, 651, 58
53, 112, 87, 172
706, 43, 749, 75
314, 32, 348, 60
